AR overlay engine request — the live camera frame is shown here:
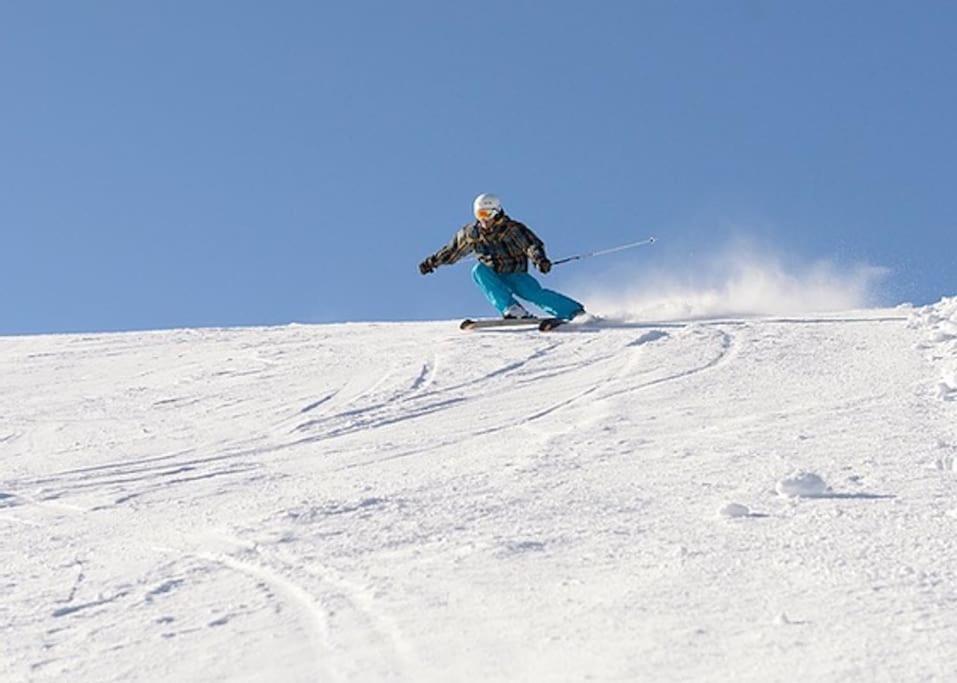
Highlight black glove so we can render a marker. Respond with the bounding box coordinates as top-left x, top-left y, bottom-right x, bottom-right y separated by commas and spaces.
419, 257, 436, 275
538, 258, 552, 274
